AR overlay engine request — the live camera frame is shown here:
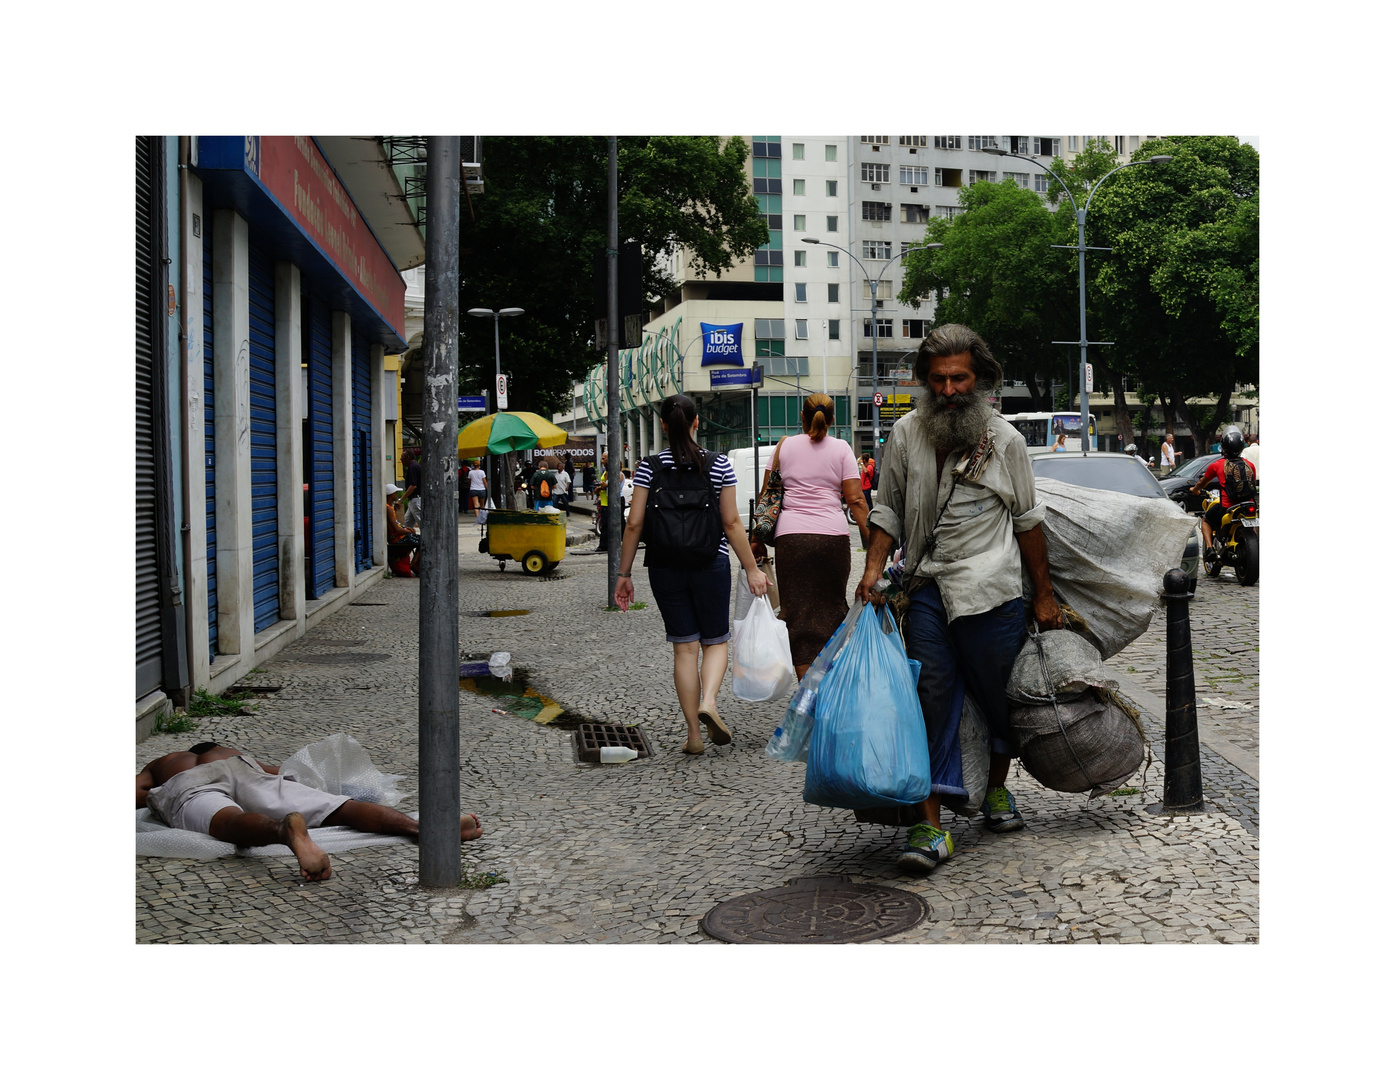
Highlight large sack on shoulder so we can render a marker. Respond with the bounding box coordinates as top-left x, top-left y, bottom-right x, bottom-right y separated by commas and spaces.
1010, 690, 1146, 796
1007, 628, 1117, 704
1024, 477, 1196, 659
